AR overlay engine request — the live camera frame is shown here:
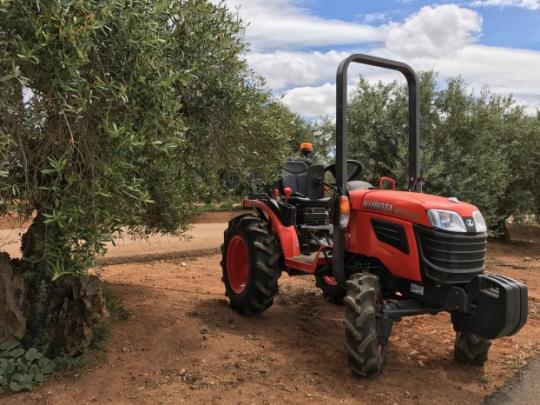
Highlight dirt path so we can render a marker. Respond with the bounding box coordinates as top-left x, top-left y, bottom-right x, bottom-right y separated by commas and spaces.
4, 232, 540, 405
0, 219, 239, 262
